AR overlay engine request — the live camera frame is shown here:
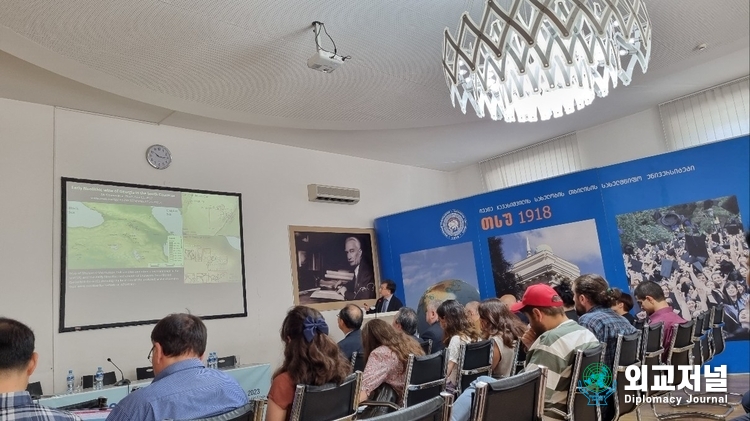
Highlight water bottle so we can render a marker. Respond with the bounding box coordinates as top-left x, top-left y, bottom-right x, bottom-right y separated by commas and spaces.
66, 369, 75, 394
209, 352, 217, 369
211, 352, 218, 369
94, 367, 104, 390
